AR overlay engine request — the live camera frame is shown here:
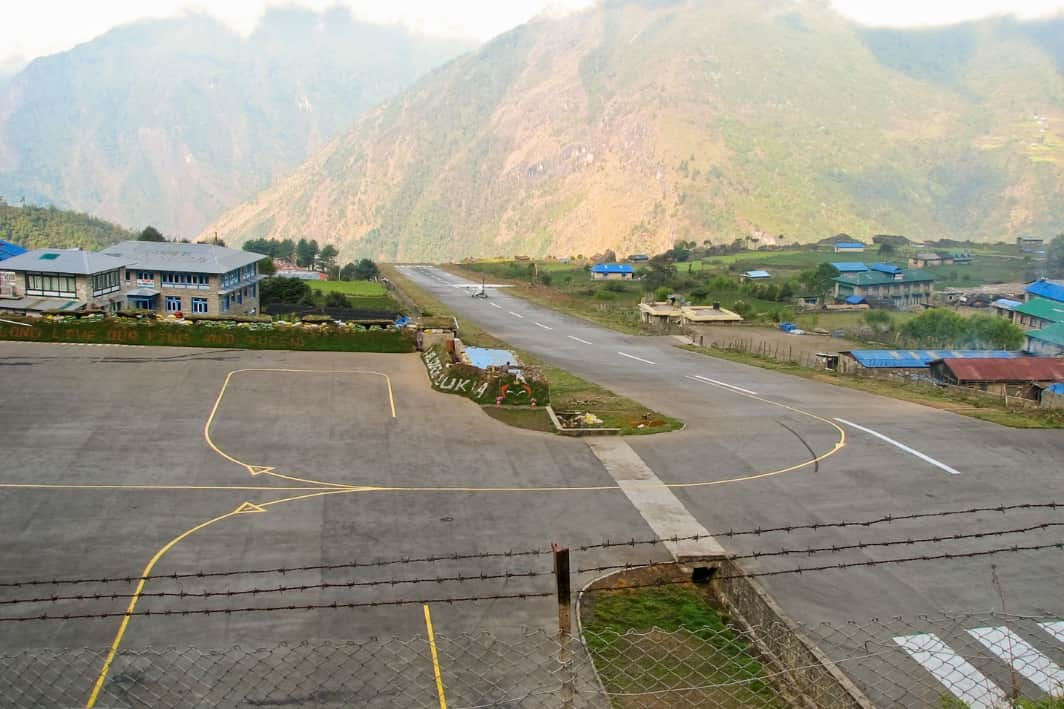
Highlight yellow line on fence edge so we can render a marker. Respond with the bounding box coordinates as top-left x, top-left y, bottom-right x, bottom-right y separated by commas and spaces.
424, 604, 448, 709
